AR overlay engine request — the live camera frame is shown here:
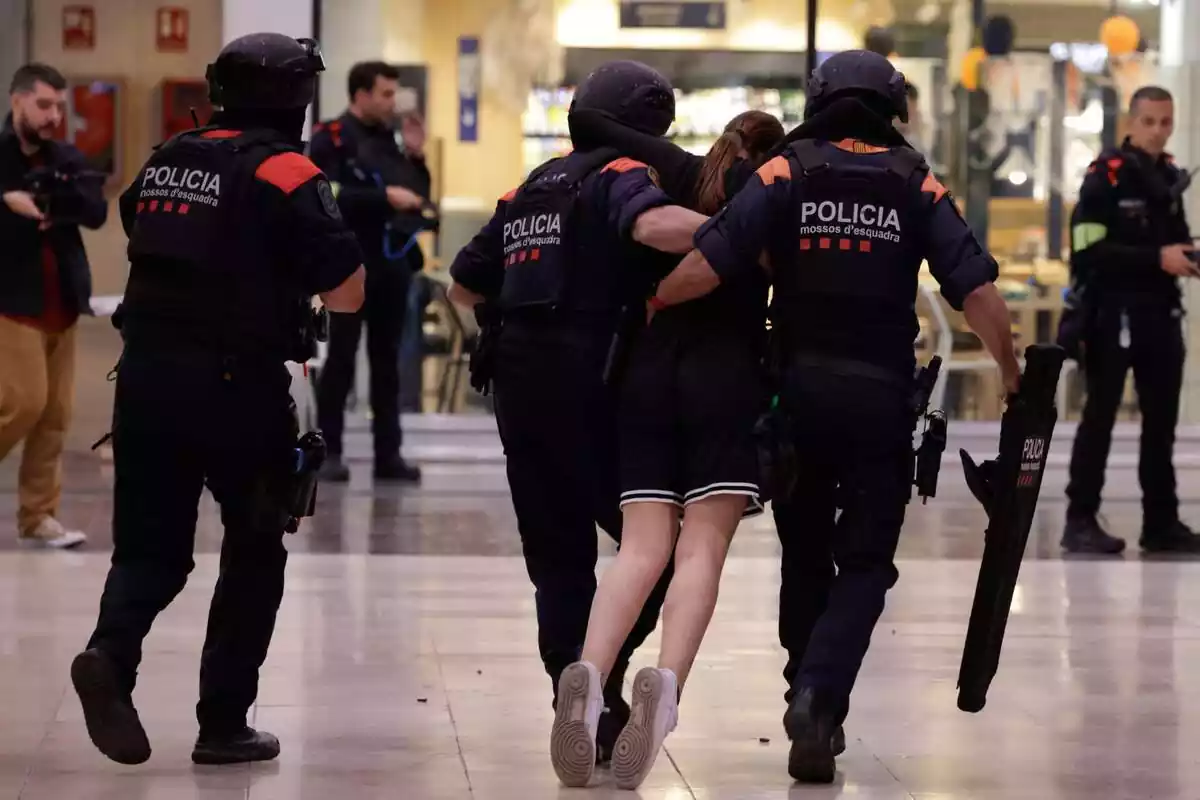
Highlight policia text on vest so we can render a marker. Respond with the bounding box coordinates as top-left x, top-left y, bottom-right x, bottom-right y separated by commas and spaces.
798, 200, 902, 243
